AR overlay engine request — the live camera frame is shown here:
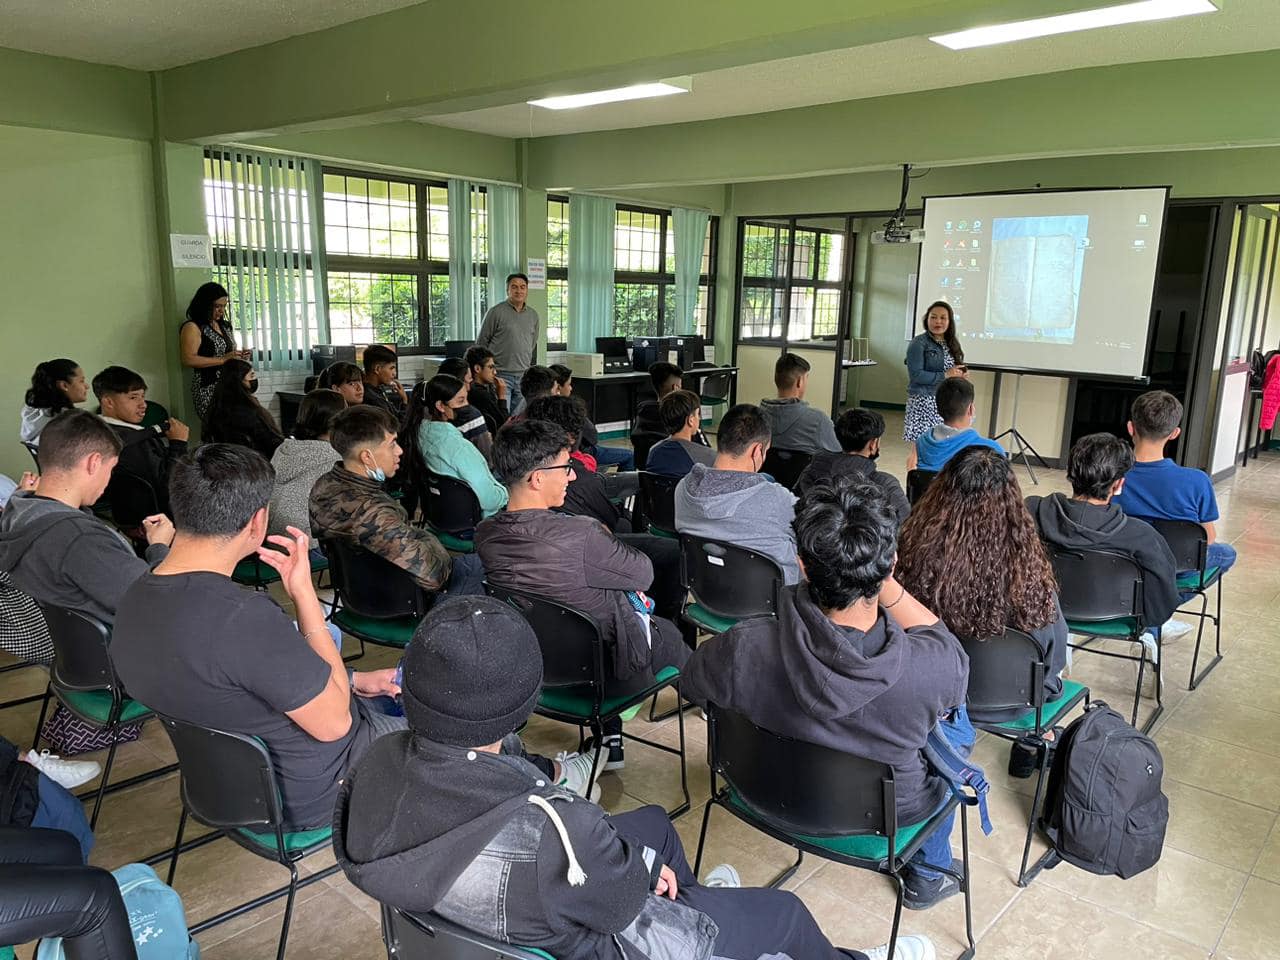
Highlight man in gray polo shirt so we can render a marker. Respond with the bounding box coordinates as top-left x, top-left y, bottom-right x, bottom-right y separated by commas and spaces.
477, 273, 539, 412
